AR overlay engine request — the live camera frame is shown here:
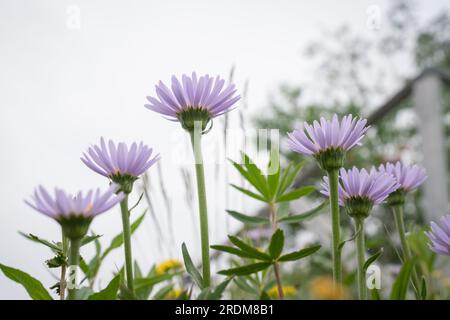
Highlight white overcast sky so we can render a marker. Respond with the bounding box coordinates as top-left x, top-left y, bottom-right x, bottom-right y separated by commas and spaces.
1, 0, 449, 299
